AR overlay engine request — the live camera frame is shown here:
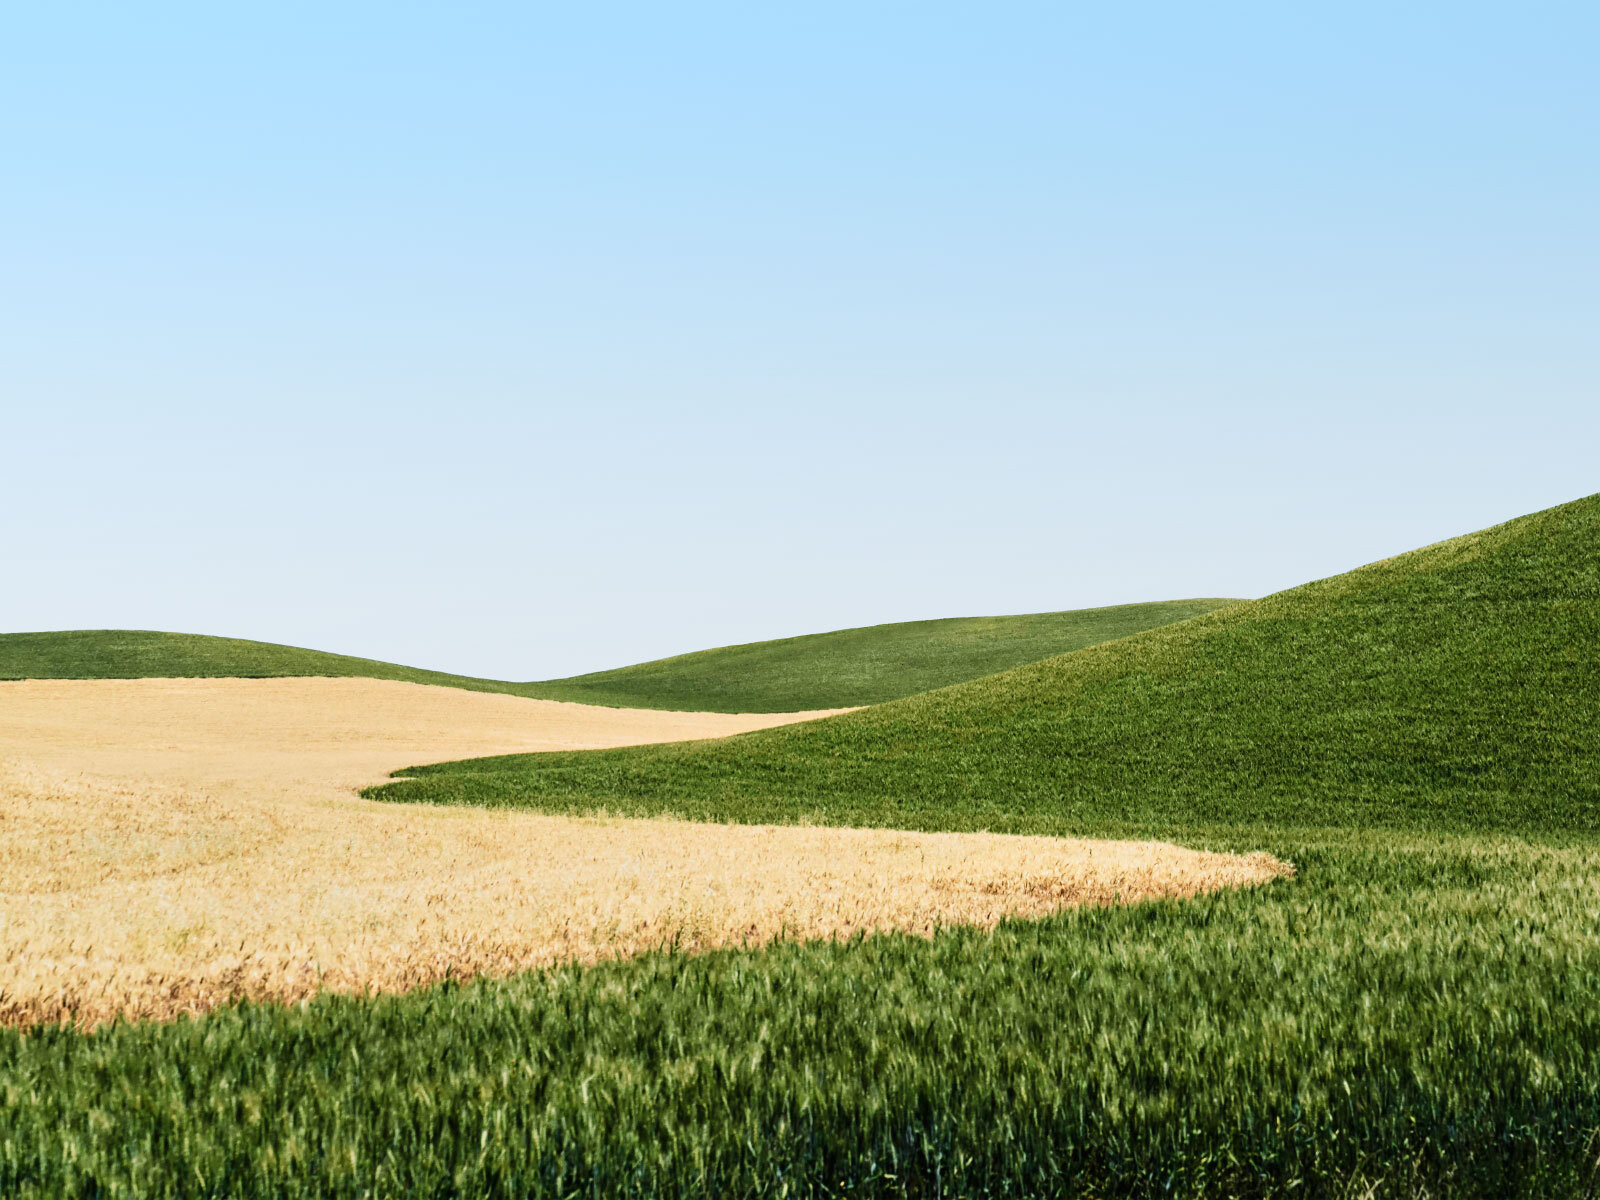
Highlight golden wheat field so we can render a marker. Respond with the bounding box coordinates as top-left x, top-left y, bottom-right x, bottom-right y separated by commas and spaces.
0, 677, 1290, 1029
